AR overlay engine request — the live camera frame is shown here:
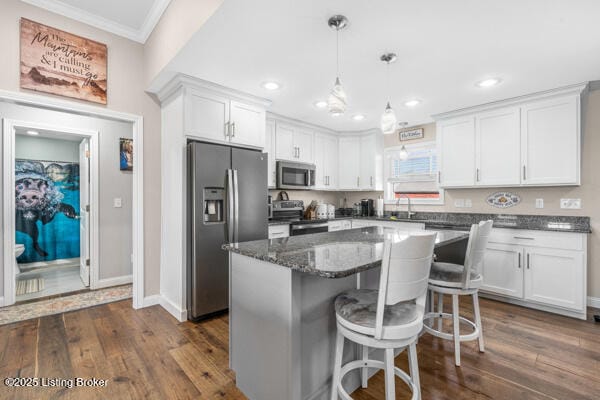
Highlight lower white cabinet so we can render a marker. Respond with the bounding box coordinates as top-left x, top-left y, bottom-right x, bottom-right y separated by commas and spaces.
351, 220, 425, 231
268, 224, 289, 239
481, 228, 587, 319
327, 220, 352, 232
